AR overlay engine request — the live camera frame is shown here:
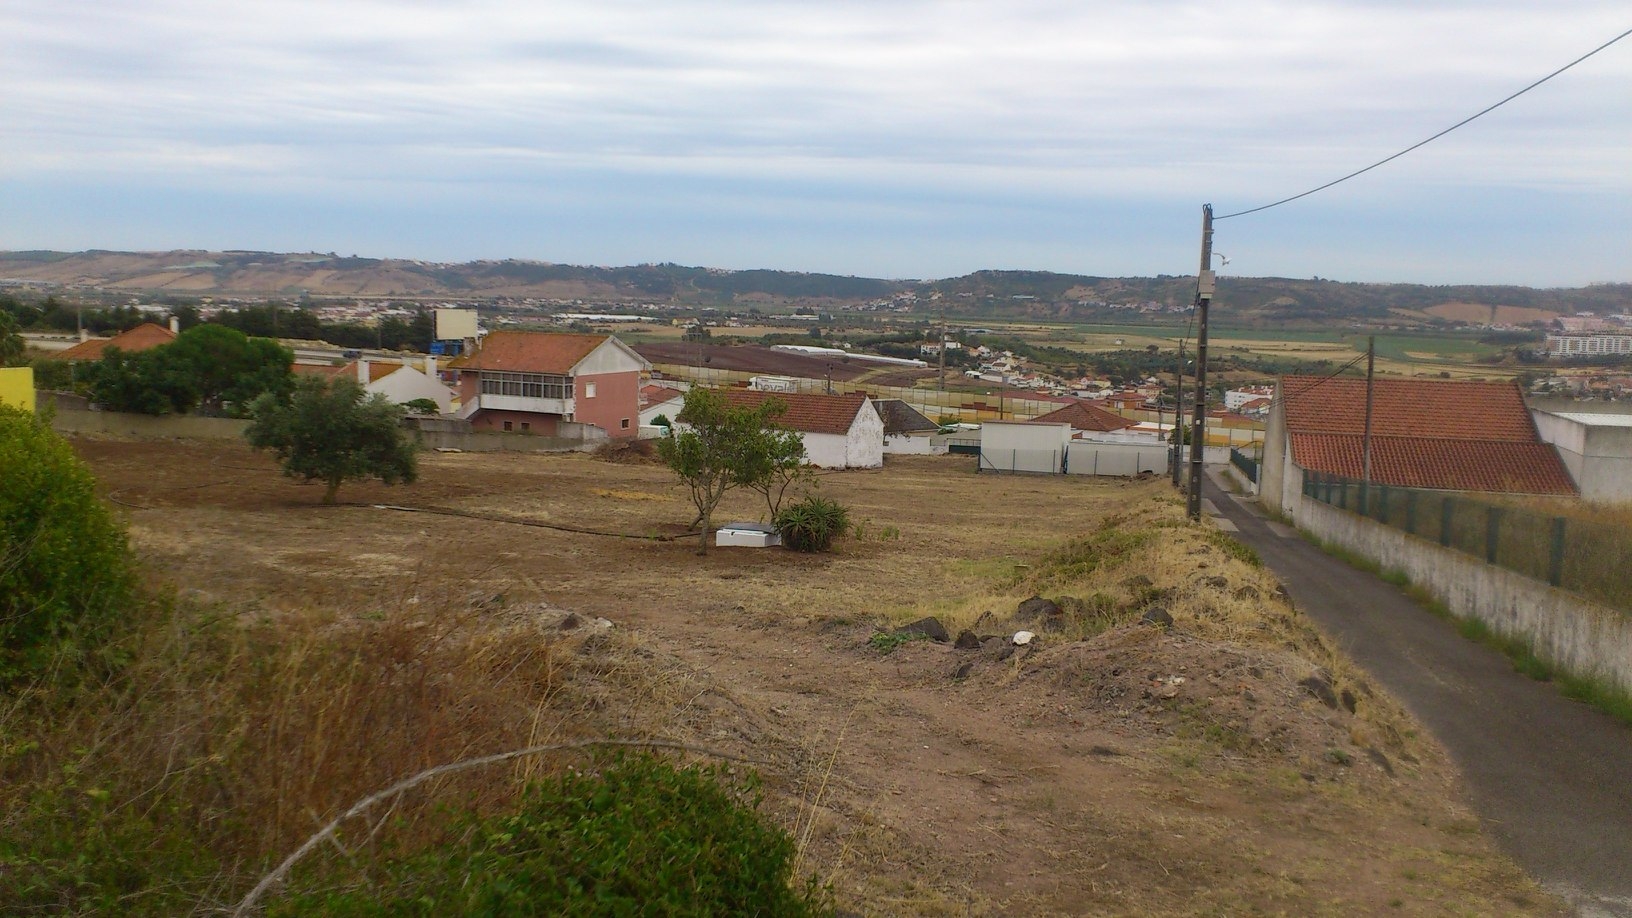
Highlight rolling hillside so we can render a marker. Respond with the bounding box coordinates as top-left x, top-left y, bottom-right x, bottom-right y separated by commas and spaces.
3, 249, 1627, 325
